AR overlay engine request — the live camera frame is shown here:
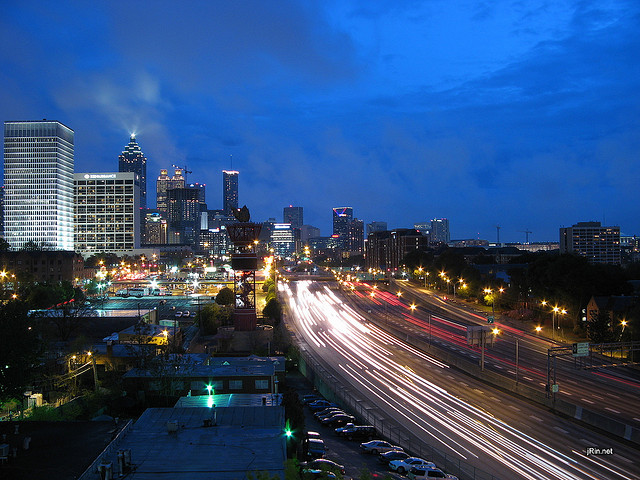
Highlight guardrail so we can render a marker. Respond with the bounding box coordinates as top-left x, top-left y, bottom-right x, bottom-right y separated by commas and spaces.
296, 342, 498, 480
